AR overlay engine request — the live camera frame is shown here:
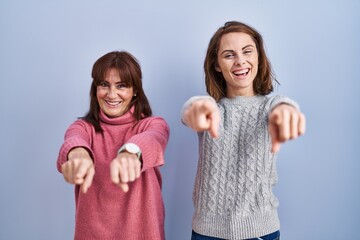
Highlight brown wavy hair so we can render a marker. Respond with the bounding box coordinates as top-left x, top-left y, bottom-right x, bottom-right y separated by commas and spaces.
82, 51, 152, 132
204, 21, 278, 101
